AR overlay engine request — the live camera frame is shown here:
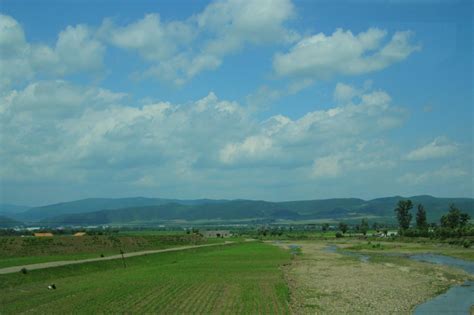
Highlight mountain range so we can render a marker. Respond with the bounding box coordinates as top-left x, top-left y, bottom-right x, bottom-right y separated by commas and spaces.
0, 195, 472, 227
